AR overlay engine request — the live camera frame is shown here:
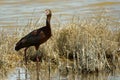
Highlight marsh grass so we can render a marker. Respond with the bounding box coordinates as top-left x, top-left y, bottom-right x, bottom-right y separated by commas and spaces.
0, 11, 120, 77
